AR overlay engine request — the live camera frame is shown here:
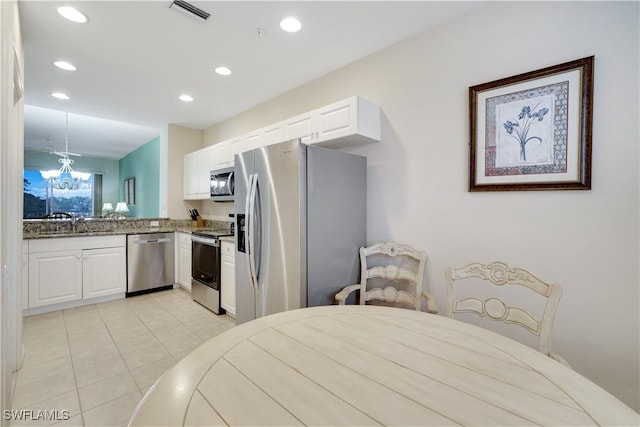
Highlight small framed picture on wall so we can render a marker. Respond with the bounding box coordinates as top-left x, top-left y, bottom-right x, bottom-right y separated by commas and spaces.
124, 177, 135, 205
